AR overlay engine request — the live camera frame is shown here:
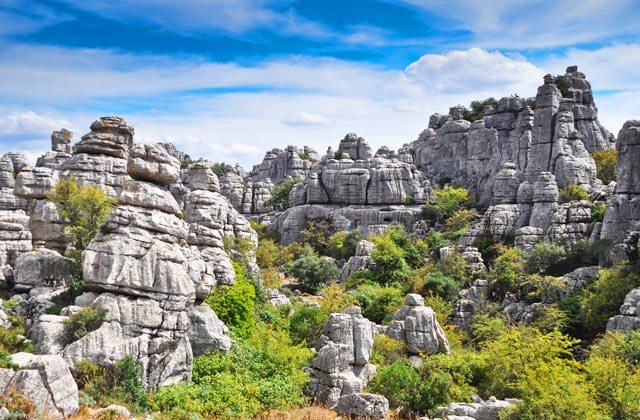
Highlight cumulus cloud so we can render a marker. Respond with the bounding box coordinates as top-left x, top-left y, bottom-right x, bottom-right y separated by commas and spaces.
282, 111, 330, 127
0, 111, 72, 136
